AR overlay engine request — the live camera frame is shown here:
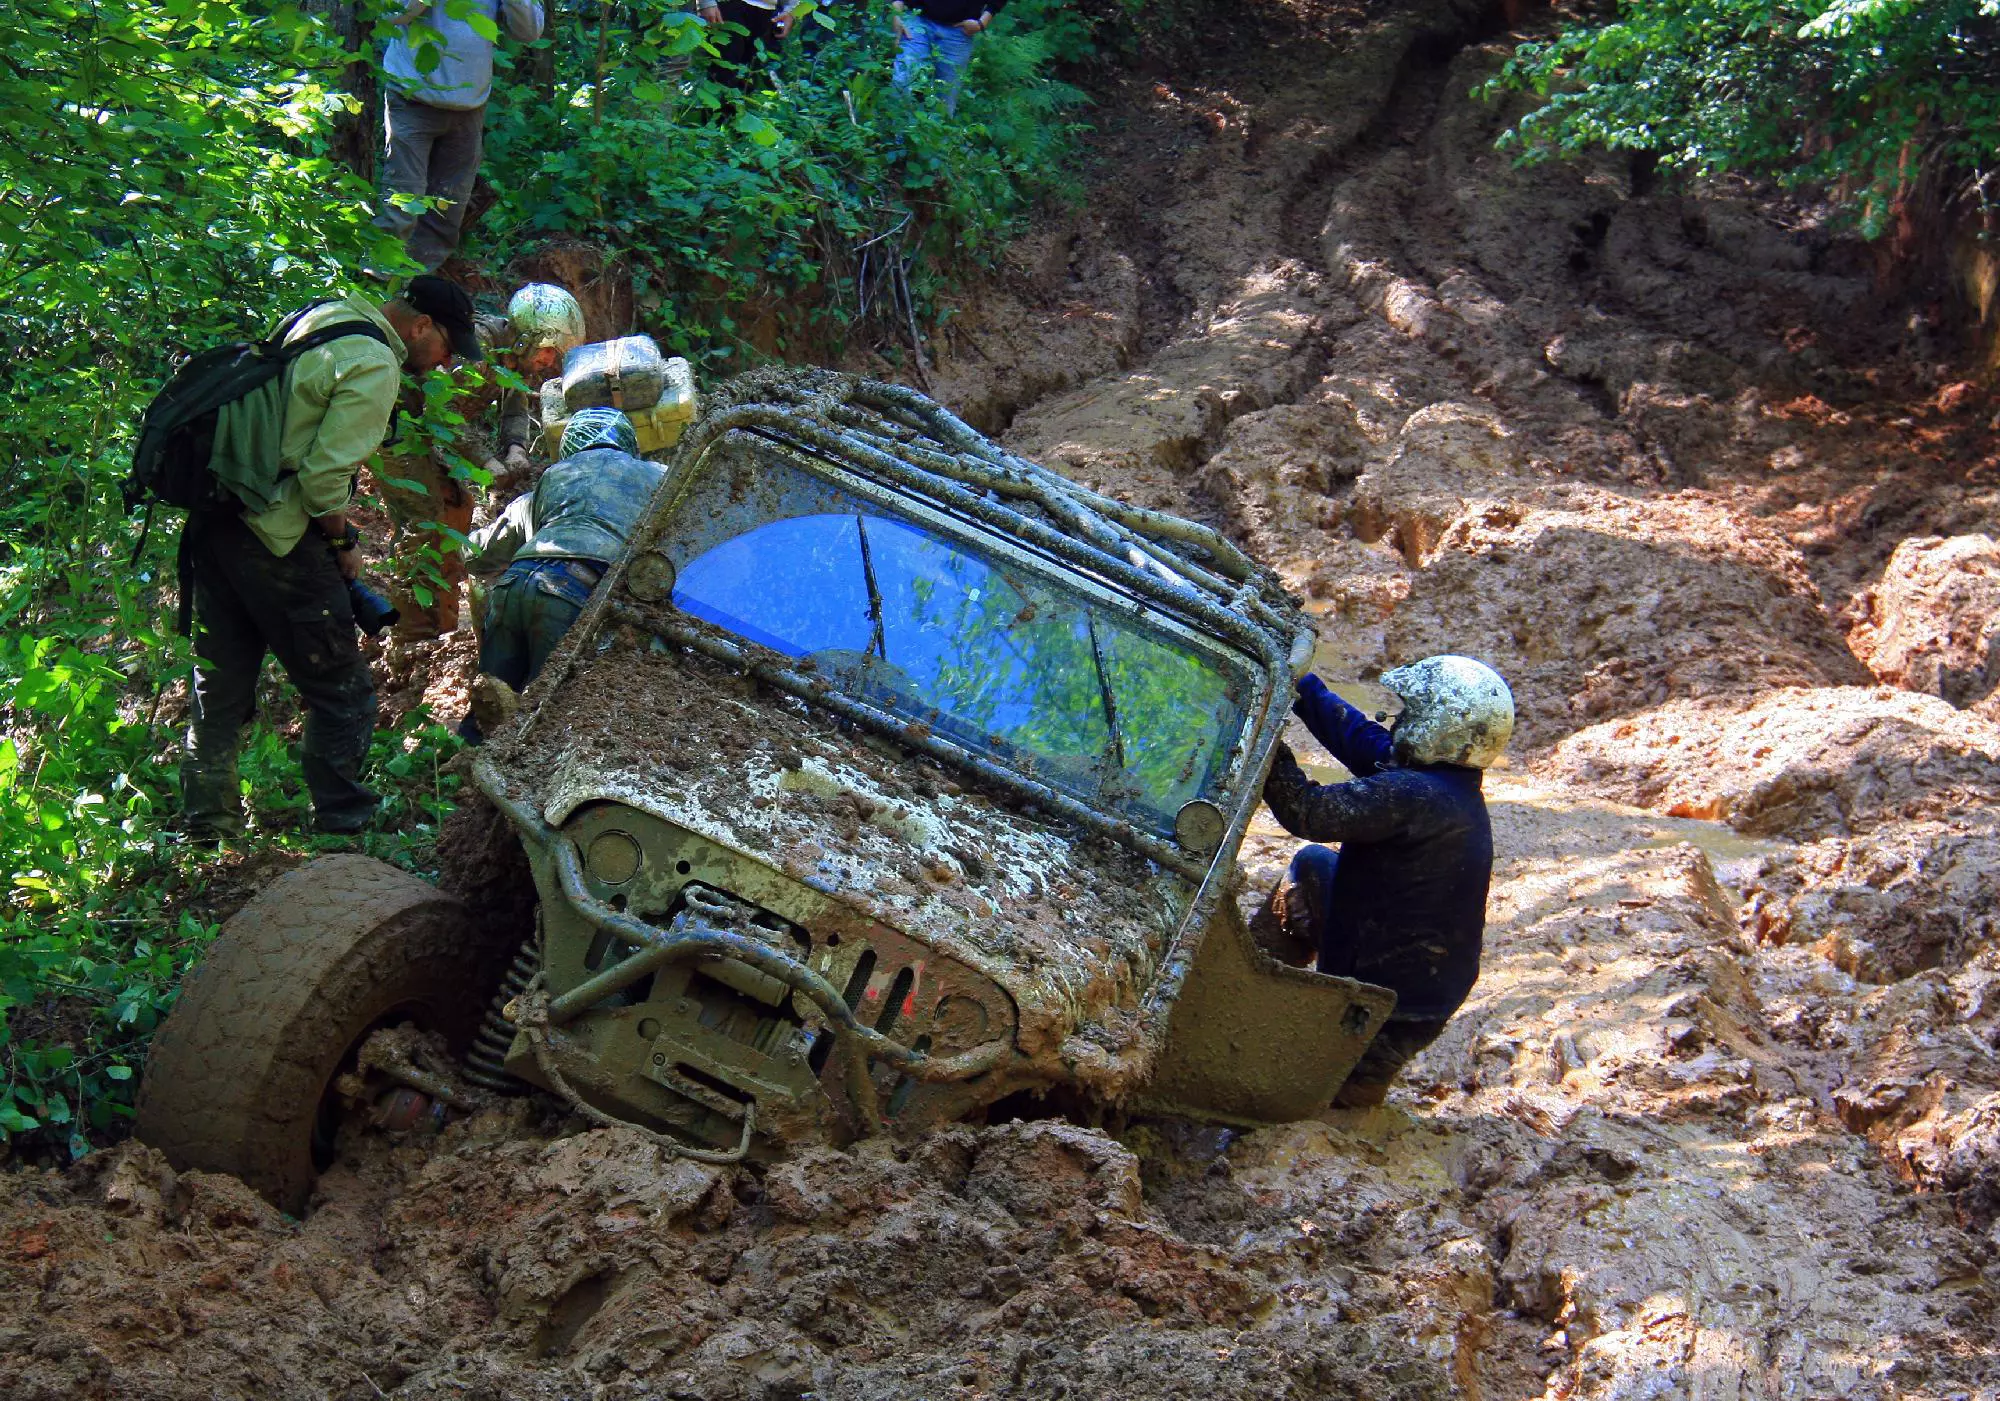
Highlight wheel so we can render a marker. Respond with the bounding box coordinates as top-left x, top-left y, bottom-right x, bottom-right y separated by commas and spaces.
135, 854, 508, 1213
